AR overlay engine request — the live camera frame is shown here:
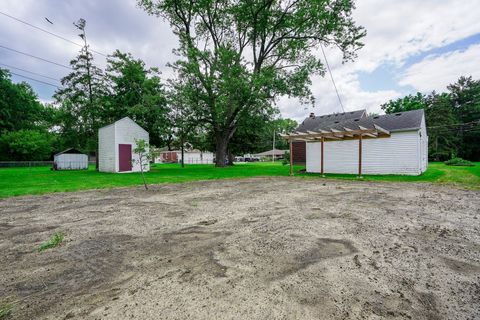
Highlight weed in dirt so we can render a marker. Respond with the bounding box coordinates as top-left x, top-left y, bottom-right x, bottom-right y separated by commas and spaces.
38, 232, 64, 252
0, 303, 14, 319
